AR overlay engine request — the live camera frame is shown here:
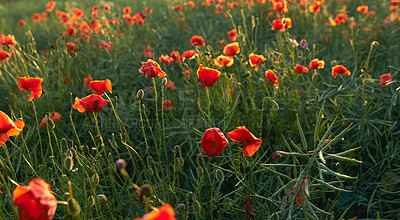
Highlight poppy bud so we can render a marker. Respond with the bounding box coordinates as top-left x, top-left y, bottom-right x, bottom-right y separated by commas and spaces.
371, 41, 379, 46
140, 184, 153, 197
5, 97, 9, 102
300, 39, 308, 49
270, 99, 279, 110
91, 174, 99, 187
67, 198, 81, 216
137, 89, 144, 100
45, 115, 55, 129
66, 149, 74, 158
162, 77, 168, 86
148, 167, 154, 176
88, 195, 95, 207
177, 157, 184, 166
64, 156, 74, 171
95, 135, 103, 144
193, 200, 201, 213
177, 203, 186, 212
215, 169, 224, 182
97, 194, 107, 204
115, 159, 127, 171
197, 166, 204, 180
